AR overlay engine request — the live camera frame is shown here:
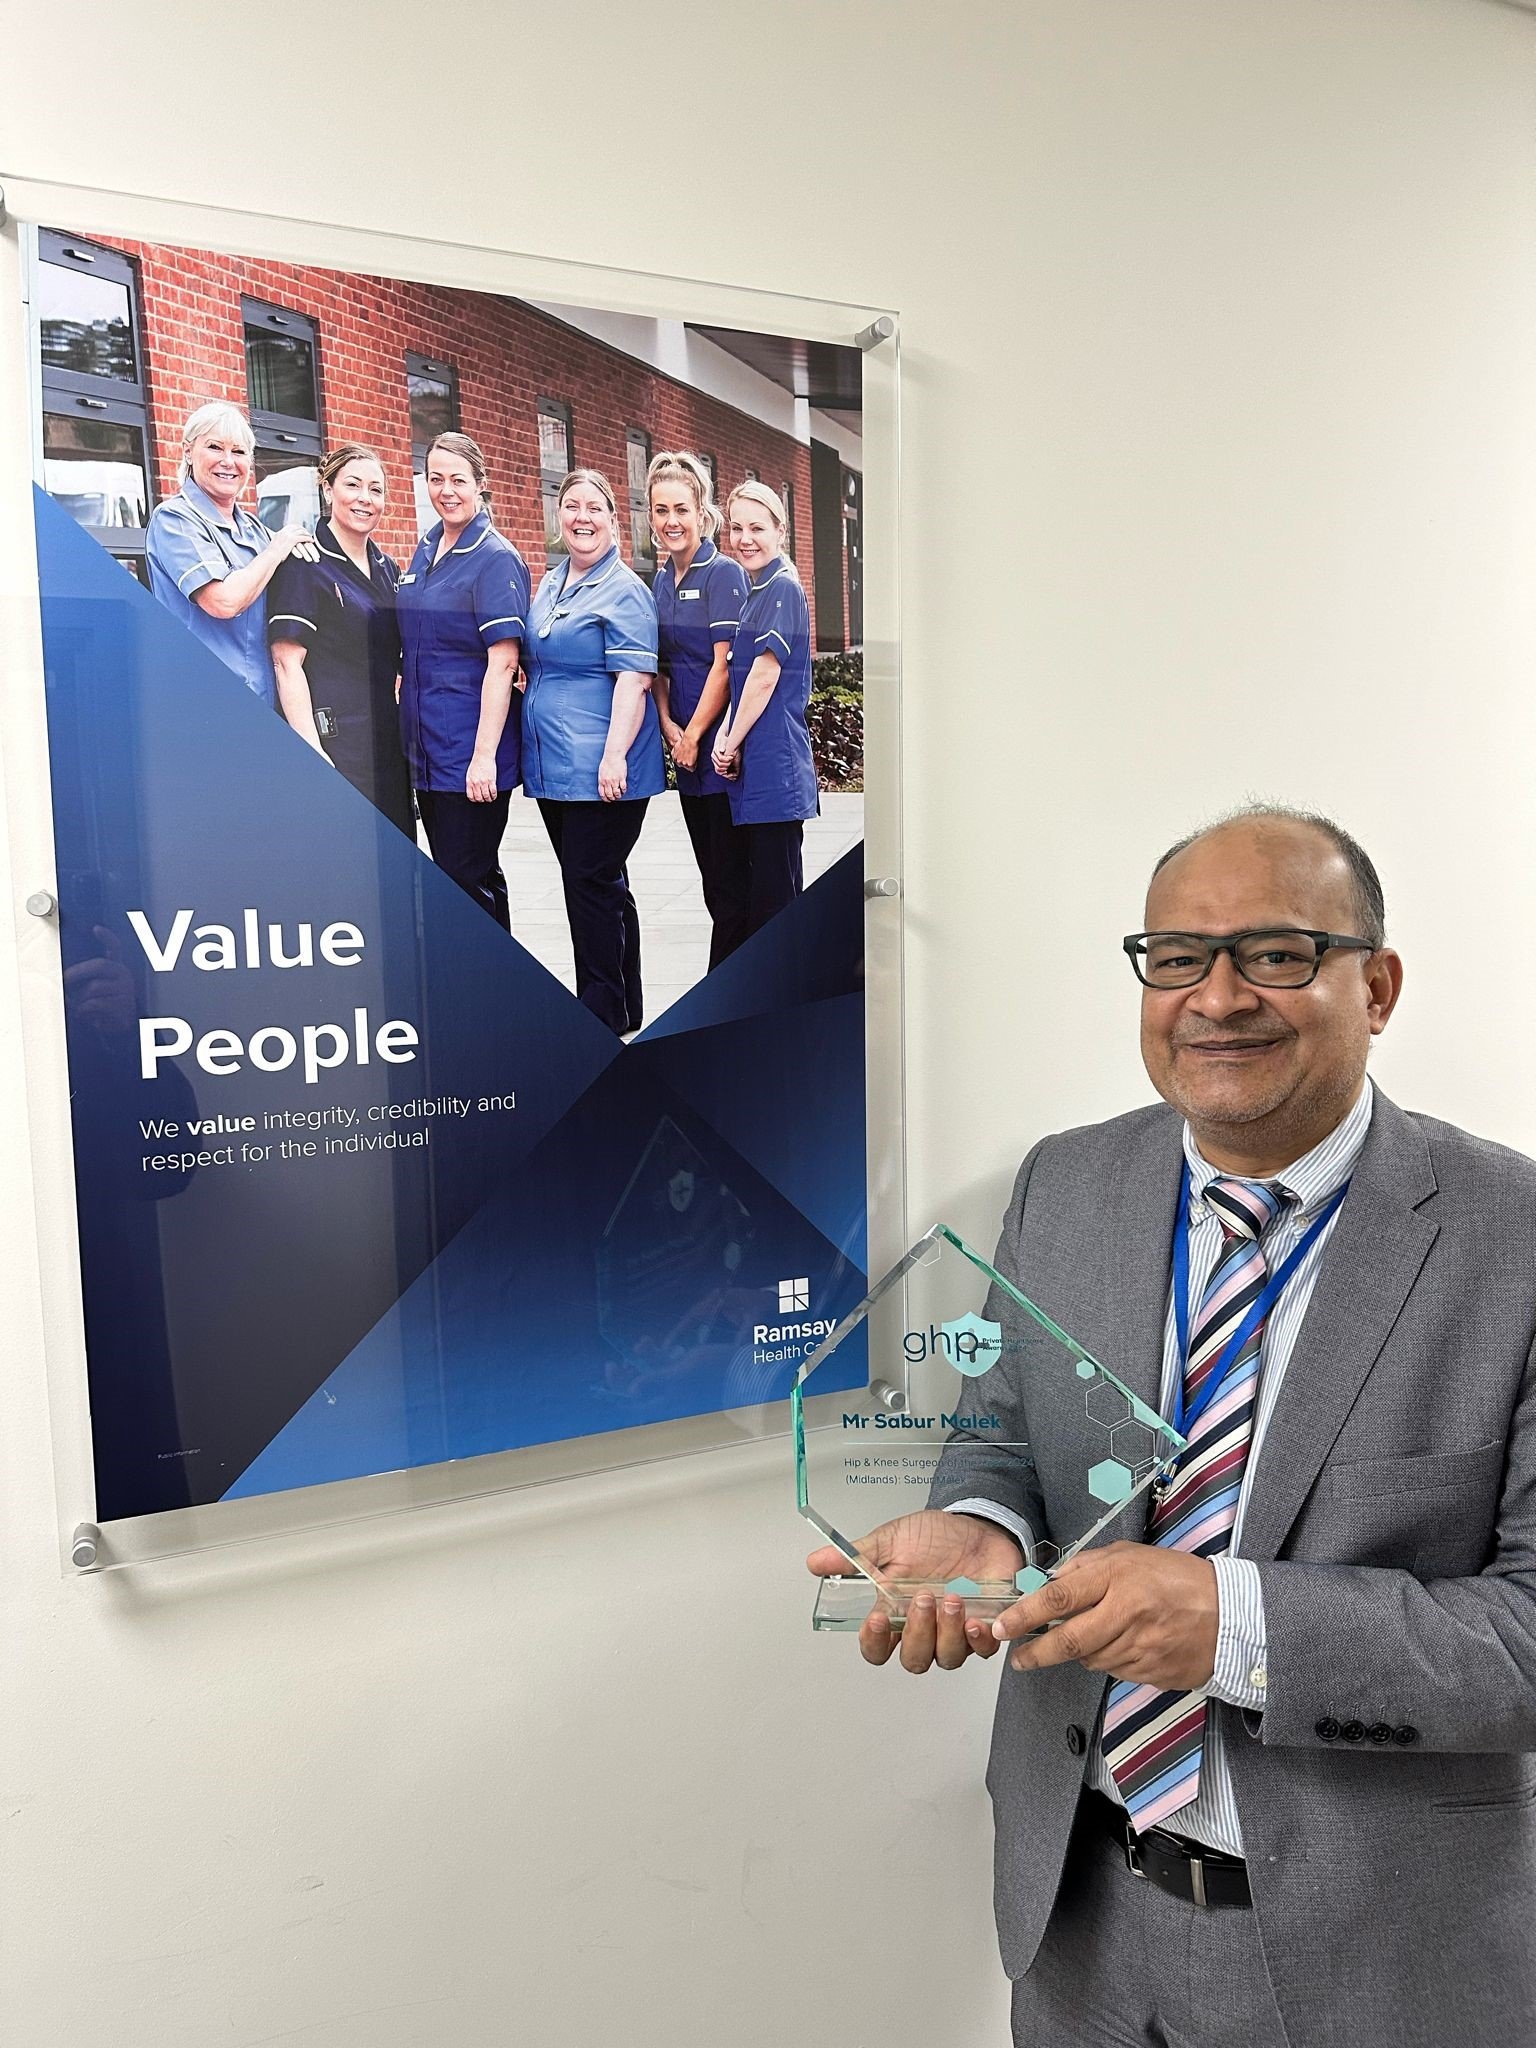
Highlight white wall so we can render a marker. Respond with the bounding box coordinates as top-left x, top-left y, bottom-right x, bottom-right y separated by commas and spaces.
5, 1, 1536, 2042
